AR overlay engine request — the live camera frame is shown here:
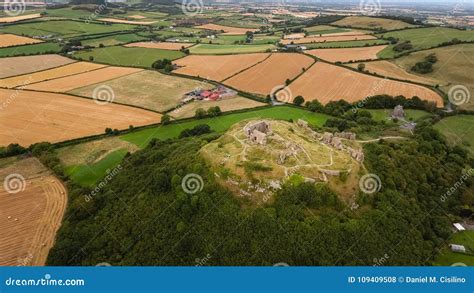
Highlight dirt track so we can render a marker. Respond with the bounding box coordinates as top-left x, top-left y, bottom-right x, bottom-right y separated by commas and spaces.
0, 157, 67, 266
